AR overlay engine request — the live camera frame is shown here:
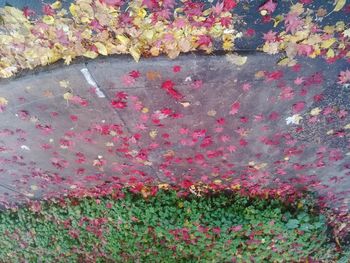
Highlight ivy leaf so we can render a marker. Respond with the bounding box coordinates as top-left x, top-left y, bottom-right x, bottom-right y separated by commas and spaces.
286, 219, 299, 229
